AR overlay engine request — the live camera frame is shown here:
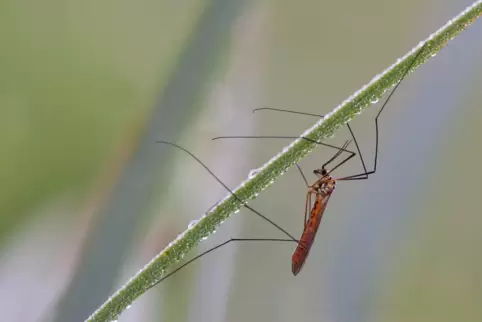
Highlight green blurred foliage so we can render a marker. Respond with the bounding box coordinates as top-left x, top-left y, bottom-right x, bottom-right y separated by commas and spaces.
375, 76, 482, 322
0, 0, 207, 240
1, 0, 480, 321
